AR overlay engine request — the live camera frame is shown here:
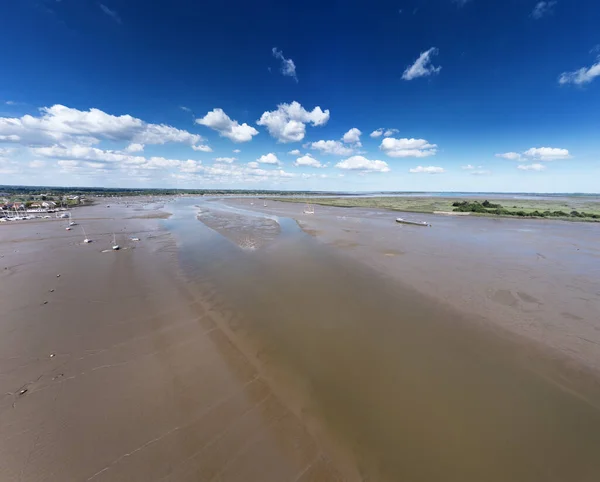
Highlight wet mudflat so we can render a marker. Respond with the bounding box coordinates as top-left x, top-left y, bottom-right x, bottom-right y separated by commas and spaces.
0, 202, 340, 482
186, 198, 600, 481
2, 197, 600, 481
